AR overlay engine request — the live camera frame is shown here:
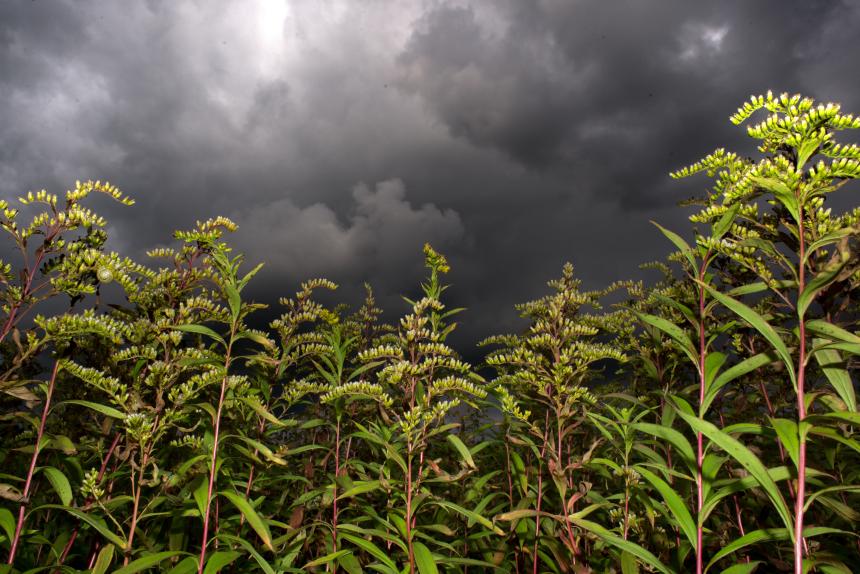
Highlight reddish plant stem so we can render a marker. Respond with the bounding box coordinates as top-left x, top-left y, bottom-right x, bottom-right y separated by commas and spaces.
7, 360, 61, 565
405, 439, 415, 574
198, 343, 233, 574
623, 480, 630, 540
695, 256, 709, 574
331, 418, 341, 573
557, 410, 578, 561
794, 205, 808, 574
55, 433, 122, 571
125, 414, 158, 567
503, 435, 521, 574
0, 220, 63, 345
240, 415, 267, 527
532, 411, 551, 574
